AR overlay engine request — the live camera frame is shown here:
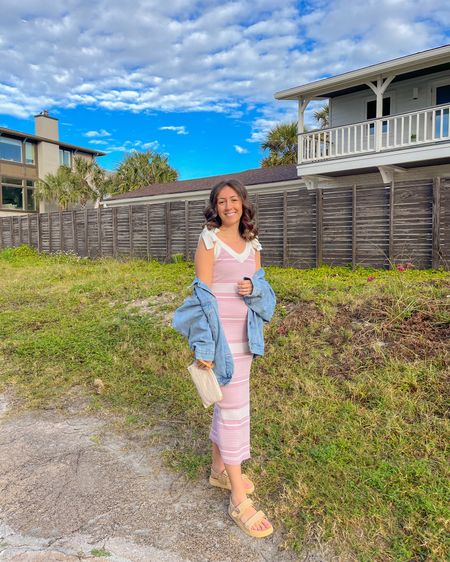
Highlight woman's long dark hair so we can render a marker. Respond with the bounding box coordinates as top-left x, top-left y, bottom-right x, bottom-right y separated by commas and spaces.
204, 179, 258, 240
